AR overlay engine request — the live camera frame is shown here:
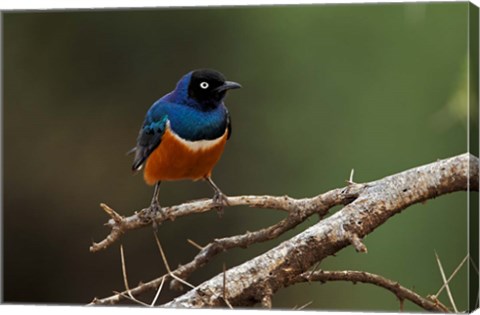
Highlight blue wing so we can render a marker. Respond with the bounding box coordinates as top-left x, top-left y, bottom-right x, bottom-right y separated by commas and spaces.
131, 114, 168, 171
130, 98, 230, 171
